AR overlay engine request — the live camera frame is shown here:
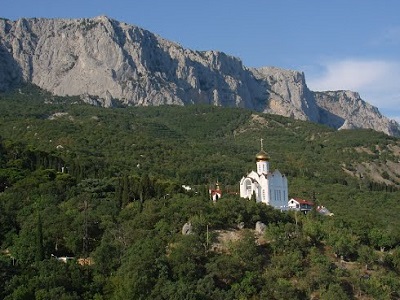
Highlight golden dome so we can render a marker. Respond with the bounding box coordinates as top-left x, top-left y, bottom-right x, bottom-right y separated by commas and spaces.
256, 149, 269, 161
